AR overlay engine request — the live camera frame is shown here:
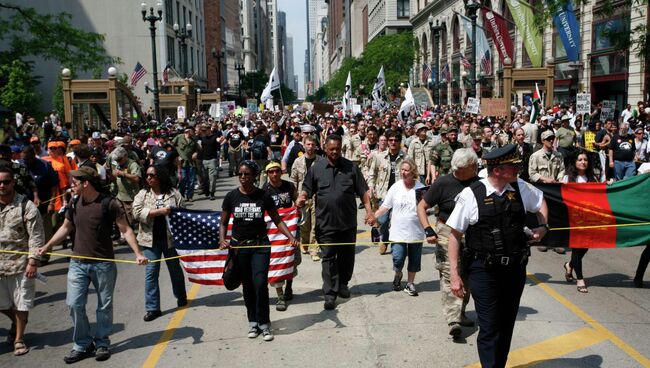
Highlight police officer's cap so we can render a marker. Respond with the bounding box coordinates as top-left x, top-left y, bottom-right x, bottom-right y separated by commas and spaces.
483, 144, 522, 167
